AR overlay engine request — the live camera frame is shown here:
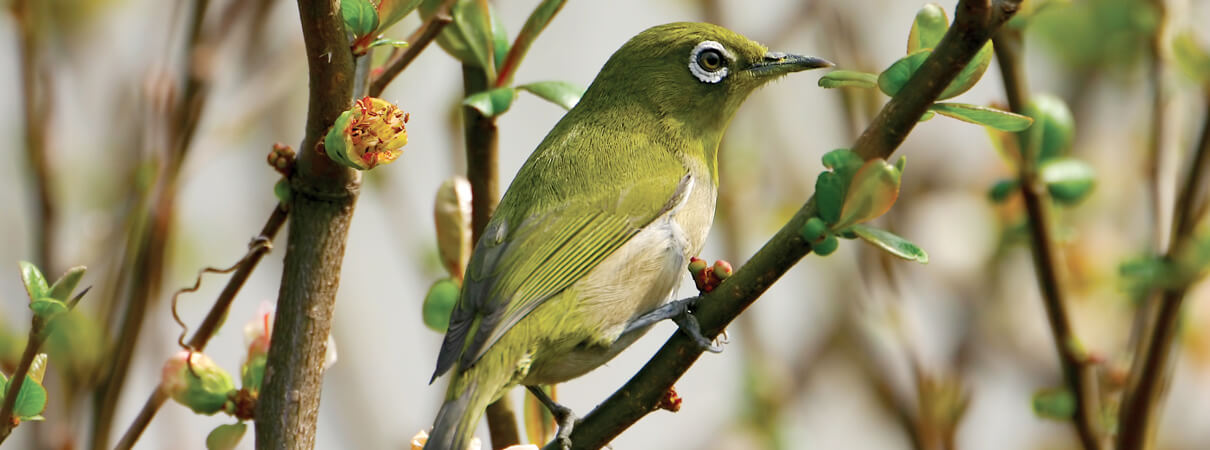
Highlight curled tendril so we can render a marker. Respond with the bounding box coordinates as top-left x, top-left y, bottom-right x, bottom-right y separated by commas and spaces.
170, 236, 274, 376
